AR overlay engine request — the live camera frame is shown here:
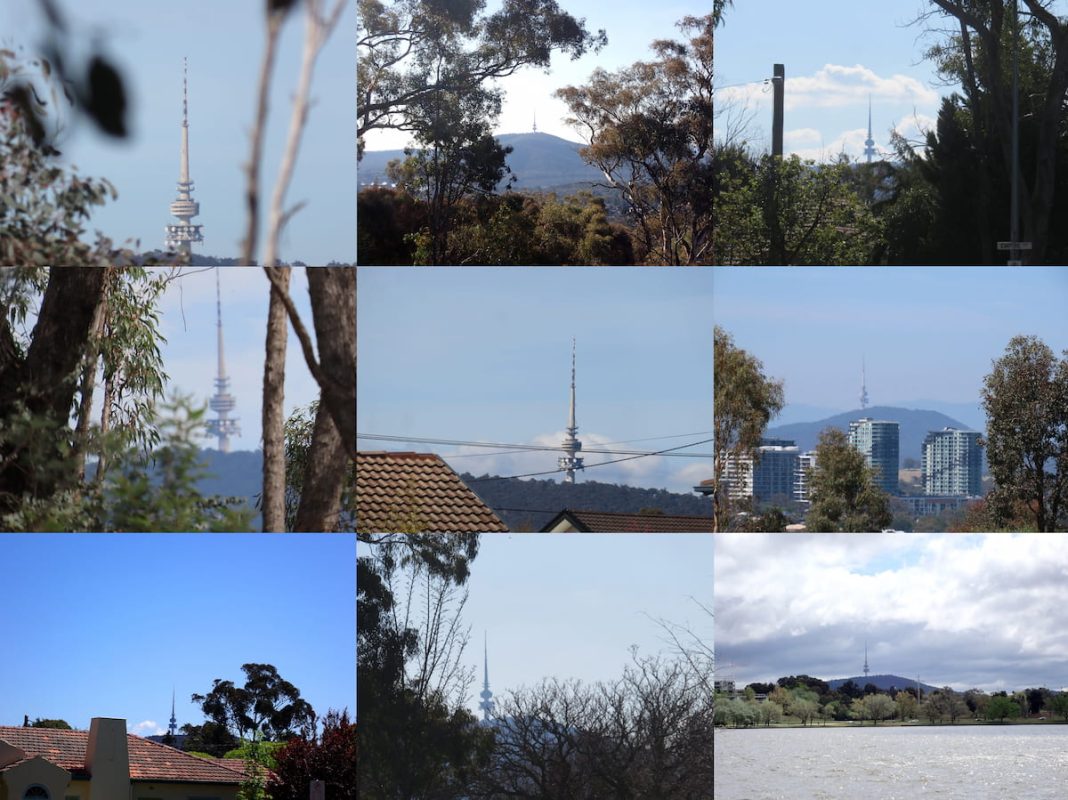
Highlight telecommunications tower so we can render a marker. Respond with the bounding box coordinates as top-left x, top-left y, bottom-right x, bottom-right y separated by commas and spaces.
558, 337, 585, 483
164, 57, 204, 254
479, 633, 494, 722
860, 357, 870, 410
864, 96, 876, 164
863, 641, 870, 678
206, 269, 239, 452
168, 689, 178, 738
